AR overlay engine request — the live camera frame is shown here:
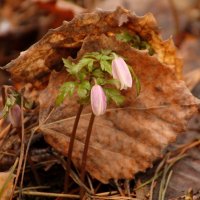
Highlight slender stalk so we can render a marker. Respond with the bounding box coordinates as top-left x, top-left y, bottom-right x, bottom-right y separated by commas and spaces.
20, 129, 37, 191
64, 105, 84, 193
80, 113, 95, 199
